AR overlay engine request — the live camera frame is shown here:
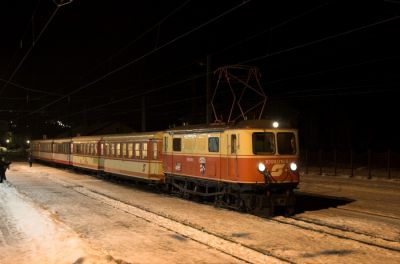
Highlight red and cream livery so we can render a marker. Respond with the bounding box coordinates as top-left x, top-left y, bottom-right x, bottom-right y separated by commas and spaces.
163, 120, 299, 214
31, 120, 299, 215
